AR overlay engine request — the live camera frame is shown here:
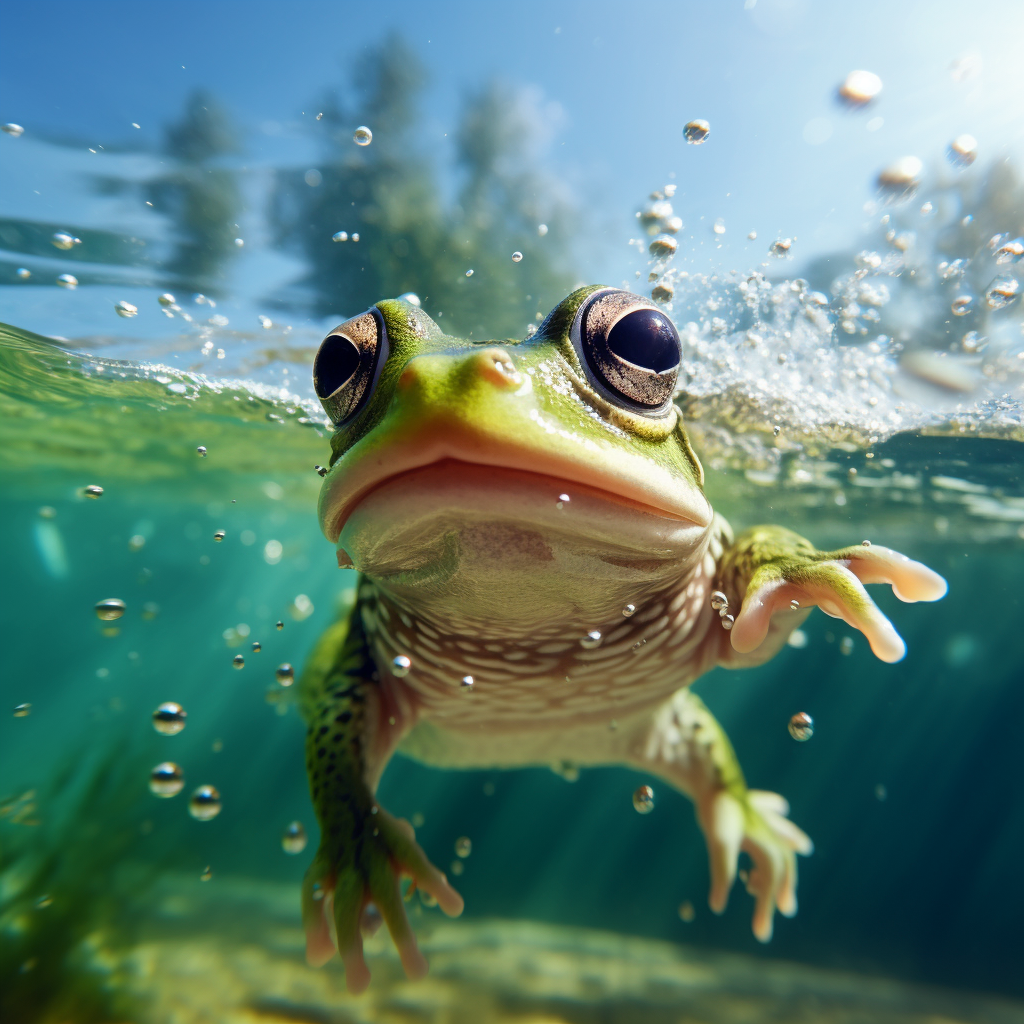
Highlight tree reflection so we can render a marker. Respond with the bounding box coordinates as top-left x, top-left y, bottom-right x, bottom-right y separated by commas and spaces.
147, 90, 242, 294
272, 36, 577, 340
